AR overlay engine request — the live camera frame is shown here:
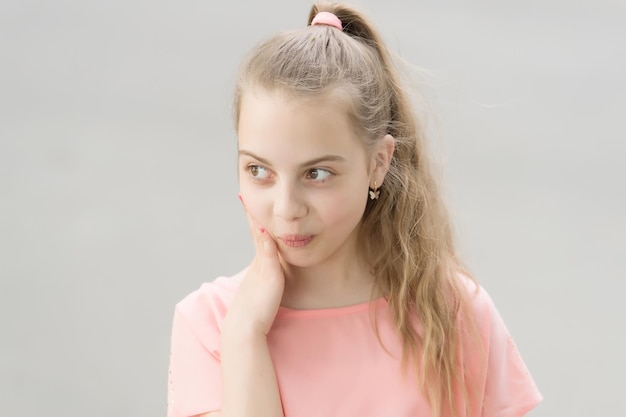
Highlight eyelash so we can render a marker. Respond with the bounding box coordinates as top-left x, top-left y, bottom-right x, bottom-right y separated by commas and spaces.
246, 165, 333, 184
